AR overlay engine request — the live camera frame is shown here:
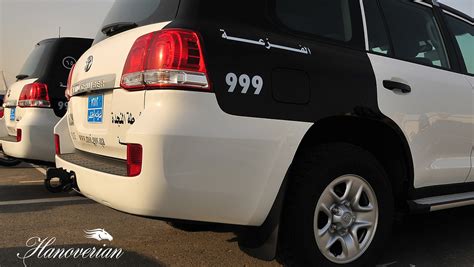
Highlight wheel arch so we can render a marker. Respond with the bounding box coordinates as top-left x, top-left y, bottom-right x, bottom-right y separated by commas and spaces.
294, 115, 414, 208
239, 115, 414, 261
